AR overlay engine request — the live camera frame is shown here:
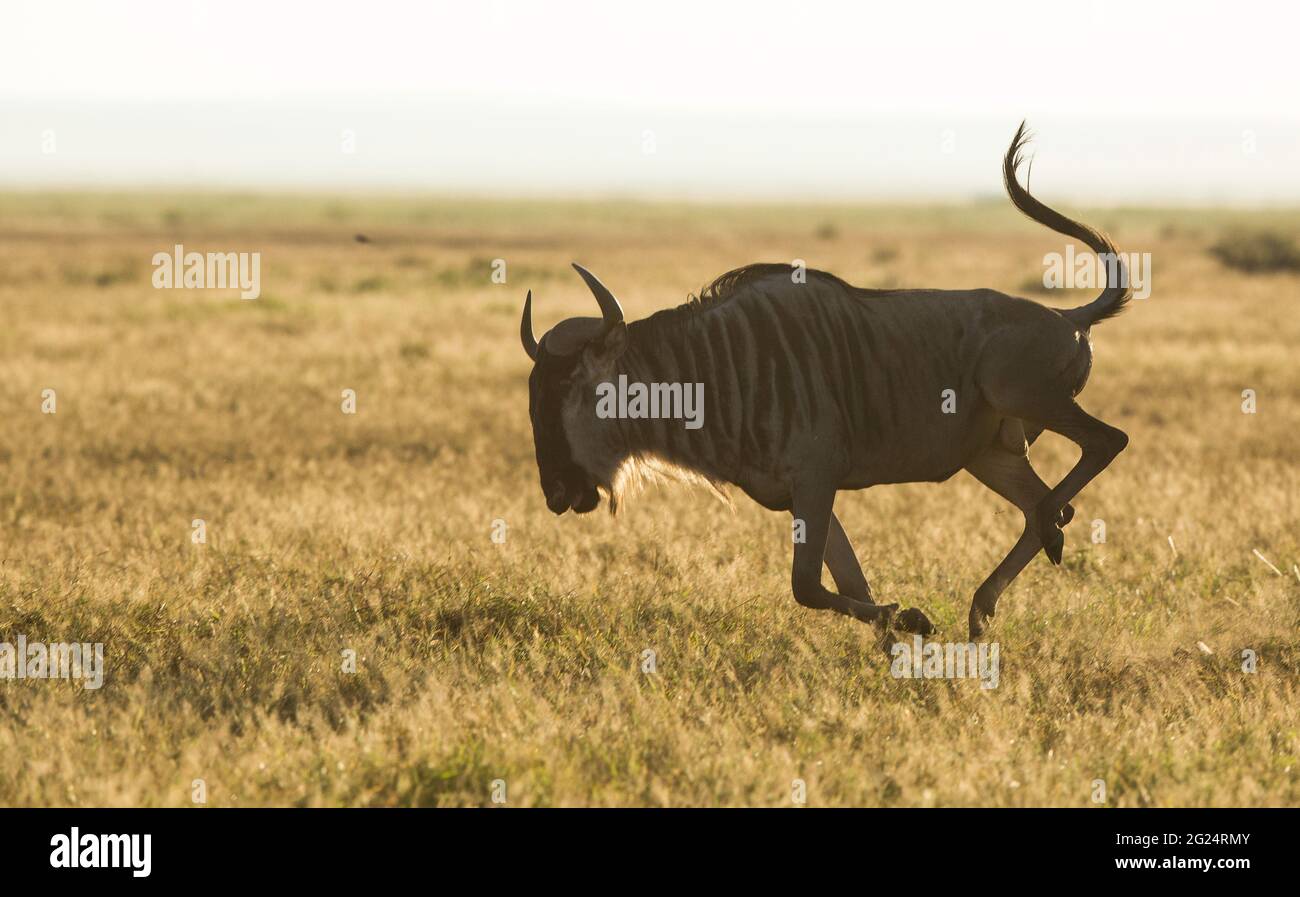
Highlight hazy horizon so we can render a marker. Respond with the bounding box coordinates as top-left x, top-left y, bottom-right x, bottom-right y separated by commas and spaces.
3, 1, 1298, 204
